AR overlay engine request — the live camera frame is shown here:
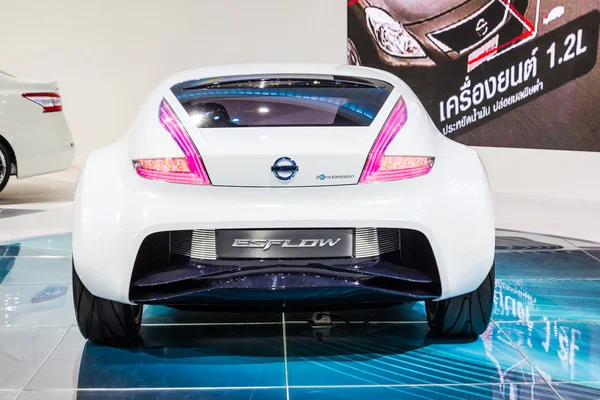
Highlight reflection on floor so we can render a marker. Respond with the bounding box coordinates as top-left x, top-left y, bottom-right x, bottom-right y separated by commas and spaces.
0, 231, 599, 399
